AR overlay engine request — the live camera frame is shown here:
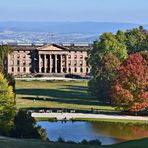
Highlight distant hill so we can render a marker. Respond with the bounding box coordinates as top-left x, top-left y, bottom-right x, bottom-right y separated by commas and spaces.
0, 22, 147, 43
0, 22, 148, 34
